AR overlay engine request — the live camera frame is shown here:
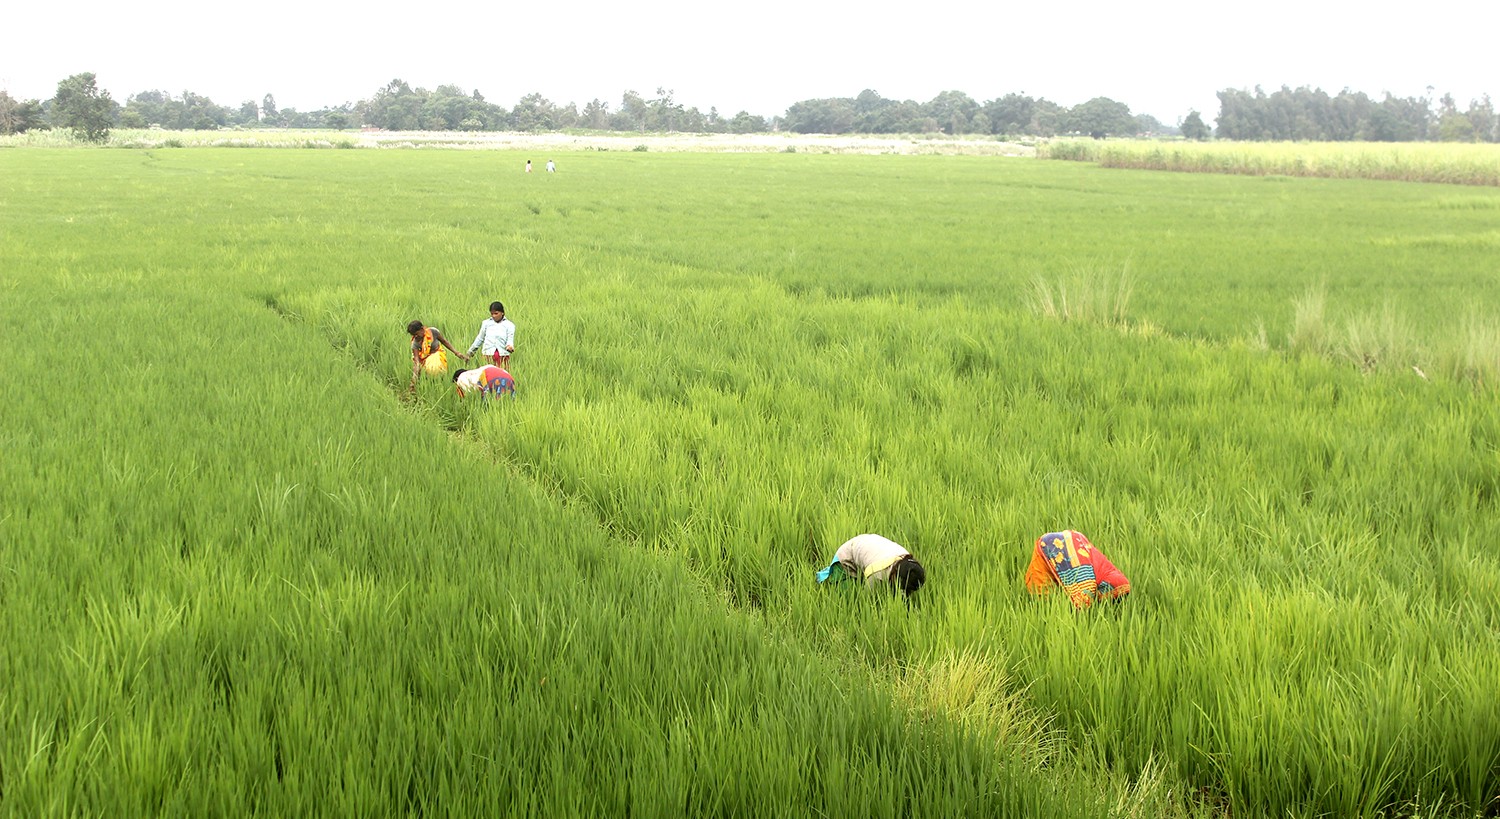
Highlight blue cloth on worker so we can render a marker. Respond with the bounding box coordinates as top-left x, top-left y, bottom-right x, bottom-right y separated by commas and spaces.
816, 559, 843, 583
